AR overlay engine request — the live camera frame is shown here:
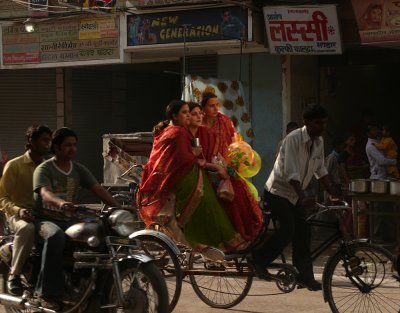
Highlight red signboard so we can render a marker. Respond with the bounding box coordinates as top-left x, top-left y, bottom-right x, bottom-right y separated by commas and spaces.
3, 52, 40, 64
